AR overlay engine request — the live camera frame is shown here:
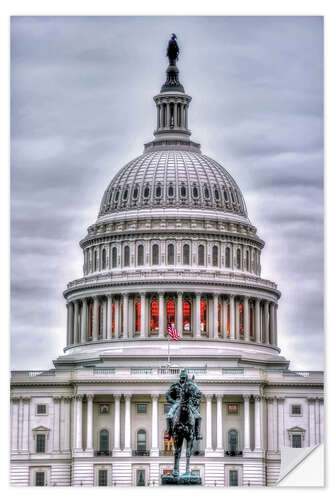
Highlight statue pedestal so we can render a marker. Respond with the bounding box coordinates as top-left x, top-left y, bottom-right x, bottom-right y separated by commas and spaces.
161, 473, 202, 486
